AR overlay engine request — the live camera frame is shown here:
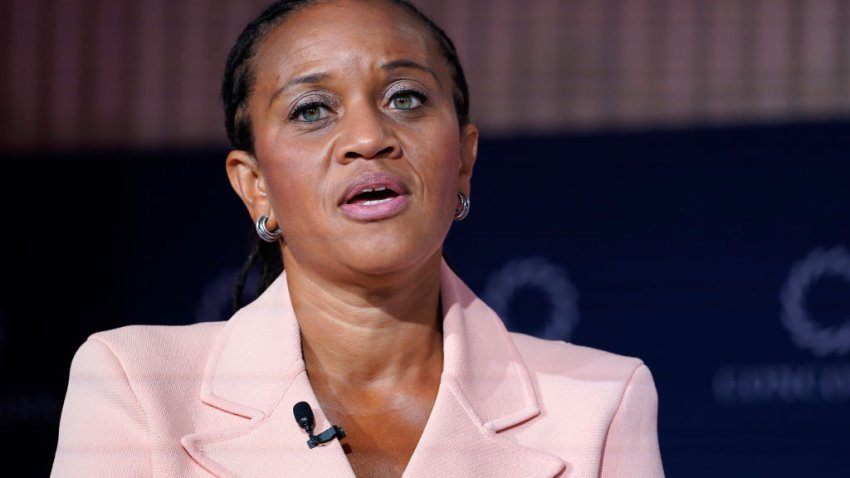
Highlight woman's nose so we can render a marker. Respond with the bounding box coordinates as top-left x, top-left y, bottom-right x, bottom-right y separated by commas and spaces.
335, 103, 400, 162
